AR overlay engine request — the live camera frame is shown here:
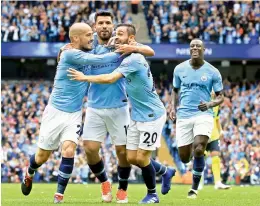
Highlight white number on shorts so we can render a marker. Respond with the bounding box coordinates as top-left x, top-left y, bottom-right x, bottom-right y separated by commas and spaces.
76, 124, 81, 136
143, 132, 158, 147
